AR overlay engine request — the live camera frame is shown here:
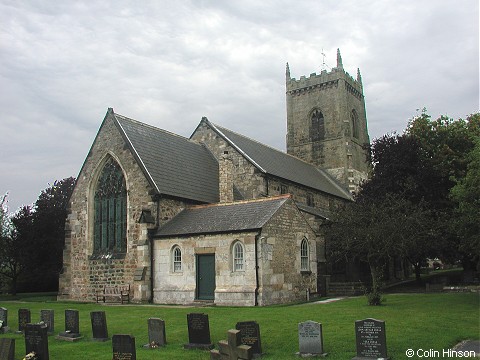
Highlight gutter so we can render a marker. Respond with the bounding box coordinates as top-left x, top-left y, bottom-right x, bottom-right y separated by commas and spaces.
254, 233, 263, 306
